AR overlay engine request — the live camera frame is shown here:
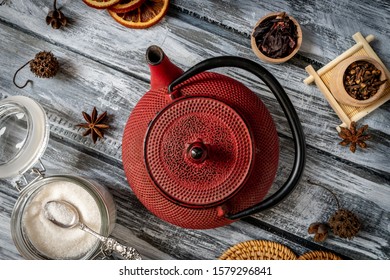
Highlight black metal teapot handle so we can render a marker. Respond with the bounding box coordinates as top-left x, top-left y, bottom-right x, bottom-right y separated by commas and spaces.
168, 56, 306, 219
